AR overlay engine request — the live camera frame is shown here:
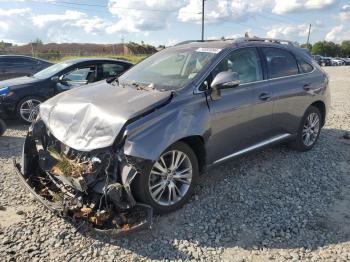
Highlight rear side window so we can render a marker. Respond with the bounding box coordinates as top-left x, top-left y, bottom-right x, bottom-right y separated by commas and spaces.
263, 48, 299, 78
296, 57, 314, 73
102, 63, 125, 78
